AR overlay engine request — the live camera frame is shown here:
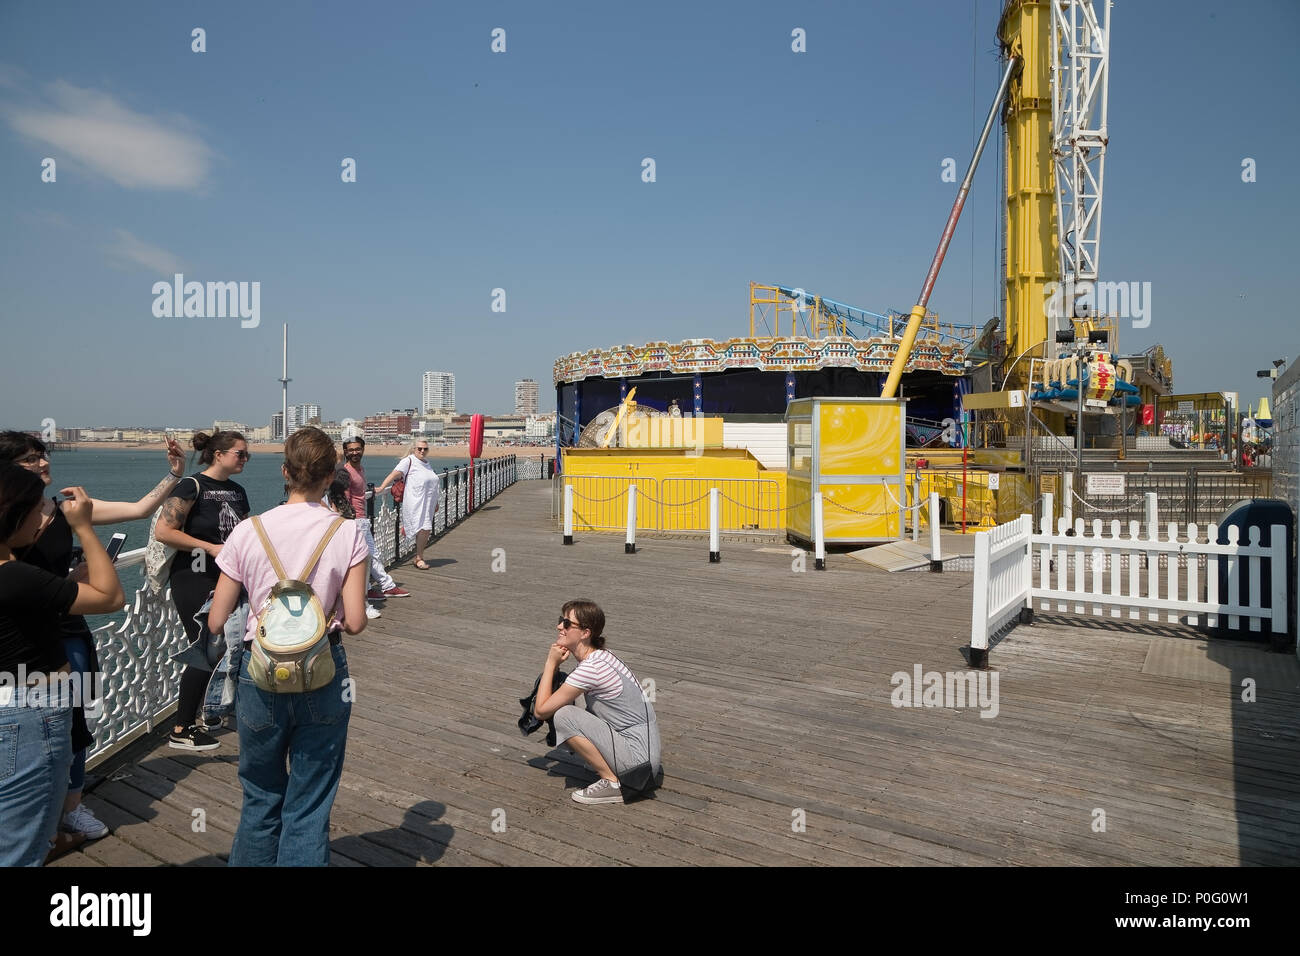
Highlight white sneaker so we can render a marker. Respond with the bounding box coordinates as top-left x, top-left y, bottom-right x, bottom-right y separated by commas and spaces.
62, 804, 109, 840
366, 604, 382, 619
